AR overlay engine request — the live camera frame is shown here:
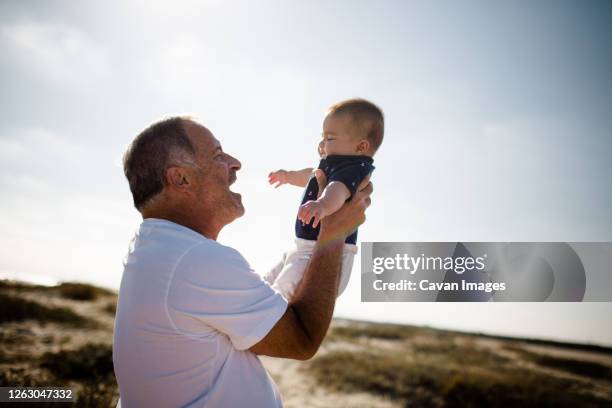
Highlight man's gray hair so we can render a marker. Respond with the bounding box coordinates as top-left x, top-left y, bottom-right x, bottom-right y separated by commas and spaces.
123, 117, 197, 210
